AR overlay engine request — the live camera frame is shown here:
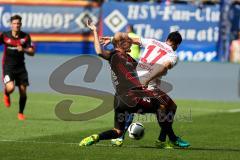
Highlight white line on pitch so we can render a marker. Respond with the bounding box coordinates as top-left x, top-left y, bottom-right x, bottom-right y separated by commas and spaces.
0, 139, 77, 145
0, 139, 139, 148
227, 109, 240, 113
